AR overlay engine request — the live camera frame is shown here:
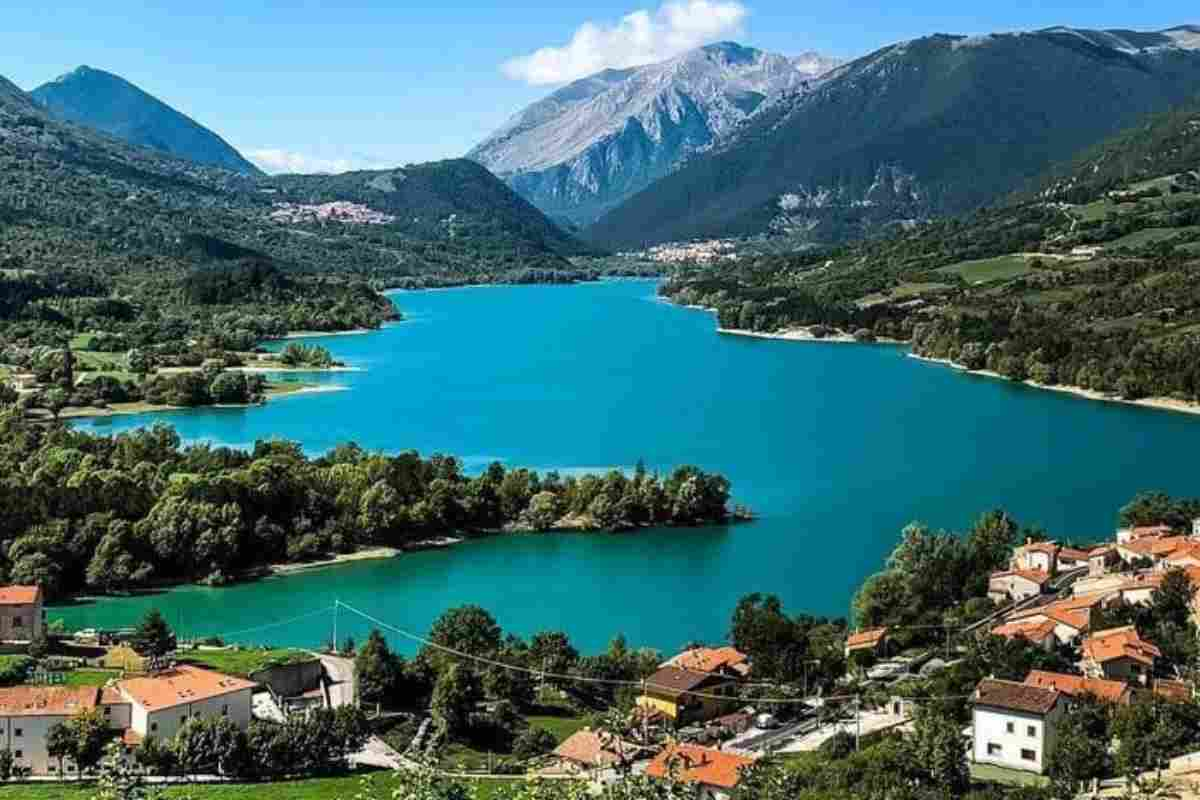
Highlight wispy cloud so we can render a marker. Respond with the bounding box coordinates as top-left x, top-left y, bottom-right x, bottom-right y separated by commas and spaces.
502, 0, 748, 86
245, 148, 390, 176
